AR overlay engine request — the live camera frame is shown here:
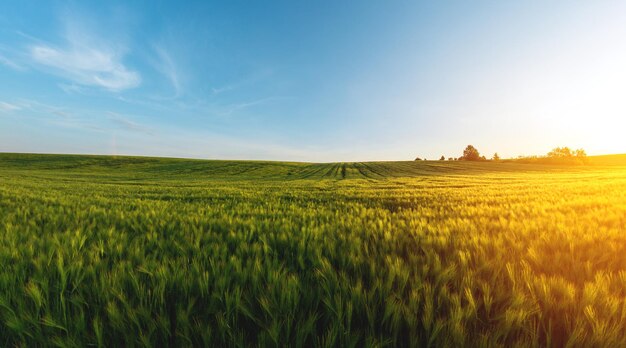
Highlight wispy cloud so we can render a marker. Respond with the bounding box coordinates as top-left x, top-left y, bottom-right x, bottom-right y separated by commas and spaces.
9, 98, 108, 132
0, 101, 21, 112
16, 98, 72, 117
217, 97, 290, 117
58, 83, 87, 95
30, 45, 140, 91
107, 112, 153, 135
210, 69, 275, 96
0, 53, 24, 70
28, 17, 140, 91
211, 85, 235, 95
11, 98, 159, 137
153, 44, 182, 97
